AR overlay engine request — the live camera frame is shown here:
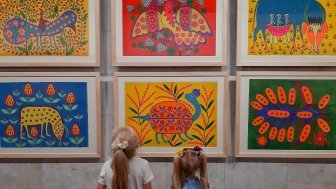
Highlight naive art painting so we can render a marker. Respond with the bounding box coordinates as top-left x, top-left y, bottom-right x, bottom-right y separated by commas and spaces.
0, 82, 88, 147
116, 73, 227, 157
248, 79, 335, 150
248, 0, 333, 55
0, 0, 99, 66
122, 0, 216, 56
0, 73, 100, 158
0, 0, 88, 56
